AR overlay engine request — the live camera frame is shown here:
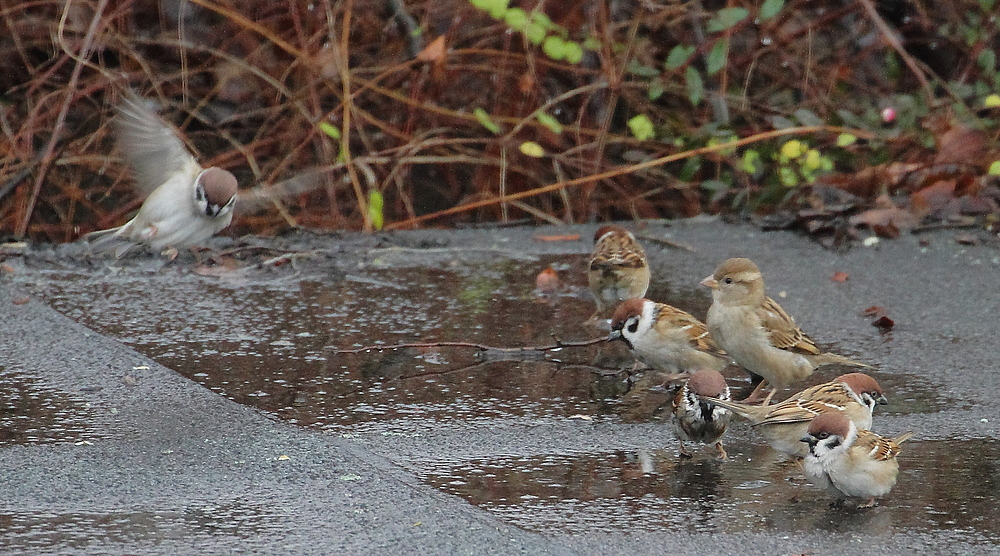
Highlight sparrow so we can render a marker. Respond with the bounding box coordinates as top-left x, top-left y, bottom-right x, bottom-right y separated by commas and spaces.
86, 93, 238, 256
701, 372, 888, 457
670, 369, 732, 460
609, 298, 729, 374
801, 412, 913, 508
701, 257, 868, 404
588, 226, 650, 318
